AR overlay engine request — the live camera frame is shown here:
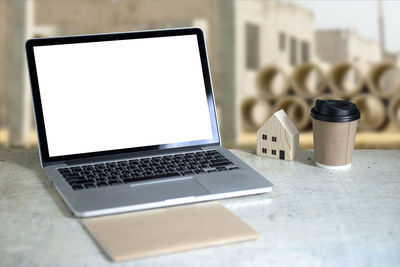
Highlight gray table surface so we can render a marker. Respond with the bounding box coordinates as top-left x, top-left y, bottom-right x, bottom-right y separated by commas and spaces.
0, 149, 399, 267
